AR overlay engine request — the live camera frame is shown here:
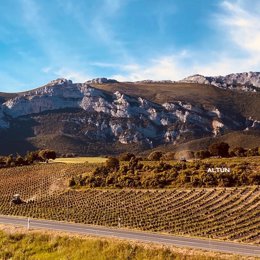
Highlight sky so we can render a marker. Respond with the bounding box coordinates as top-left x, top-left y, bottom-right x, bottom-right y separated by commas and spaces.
0, 0, 260, 92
